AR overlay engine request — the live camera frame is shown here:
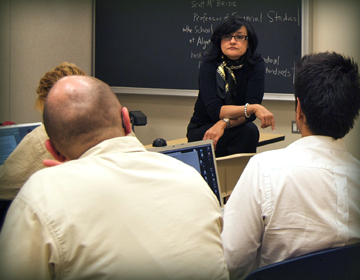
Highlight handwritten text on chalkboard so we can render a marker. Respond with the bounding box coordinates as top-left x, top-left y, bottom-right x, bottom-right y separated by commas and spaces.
94, 0, 302, 93
184, 1, 300, 85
